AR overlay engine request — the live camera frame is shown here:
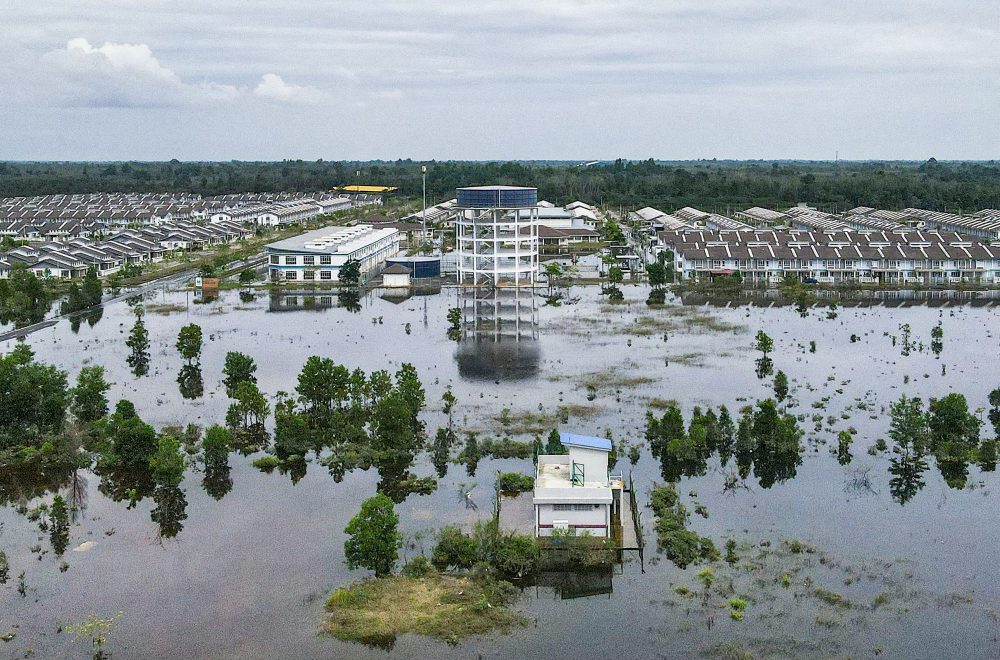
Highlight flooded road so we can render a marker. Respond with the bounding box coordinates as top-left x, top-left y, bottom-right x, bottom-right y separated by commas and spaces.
2, 283, 1000, 659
